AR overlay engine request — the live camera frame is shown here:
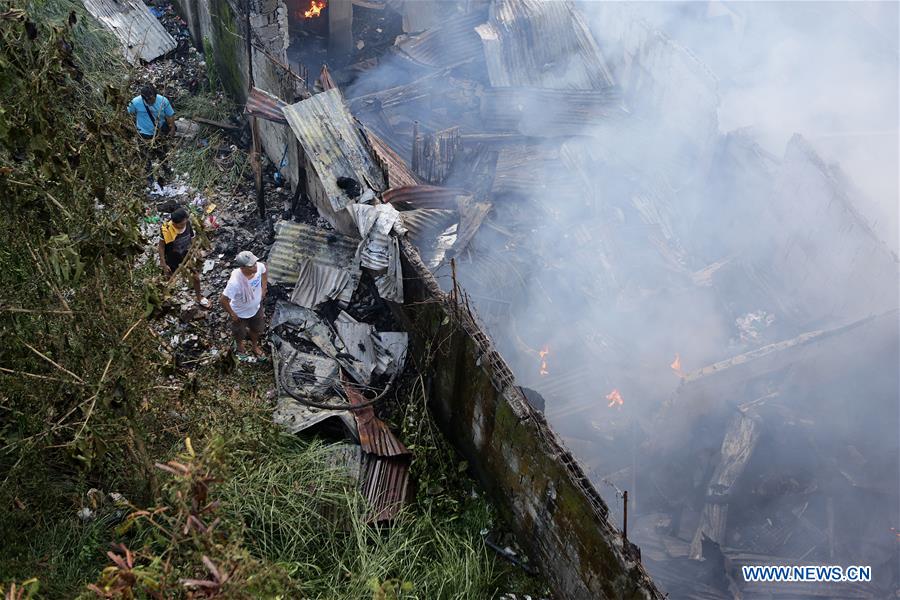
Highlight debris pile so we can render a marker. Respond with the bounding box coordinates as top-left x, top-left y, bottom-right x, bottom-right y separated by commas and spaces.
292, 1, 899, 597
